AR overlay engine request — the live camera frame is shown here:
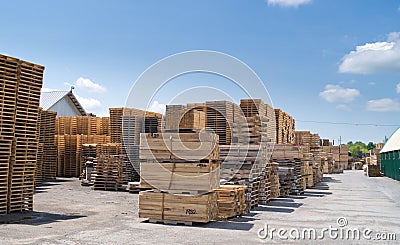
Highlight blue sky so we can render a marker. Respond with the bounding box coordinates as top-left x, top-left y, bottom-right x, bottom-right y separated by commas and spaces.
1, 0, 400, 143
